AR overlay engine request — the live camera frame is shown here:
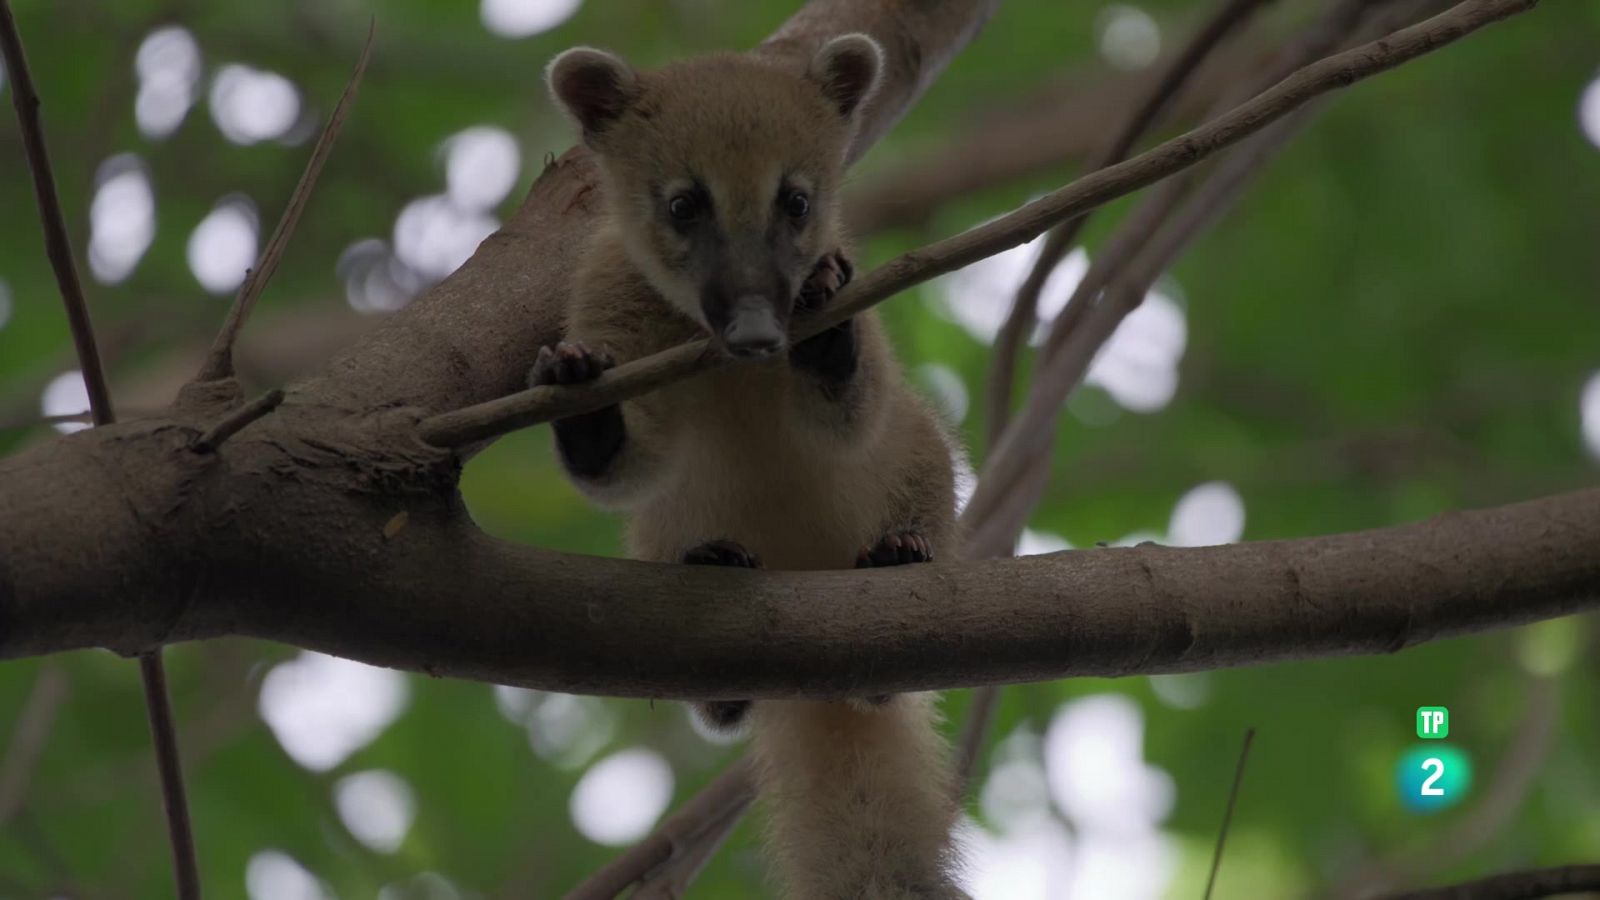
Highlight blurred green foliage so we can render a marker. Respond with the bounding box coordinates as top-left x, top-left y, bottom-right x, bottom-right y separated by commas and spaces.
0, 0, 1597, 897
